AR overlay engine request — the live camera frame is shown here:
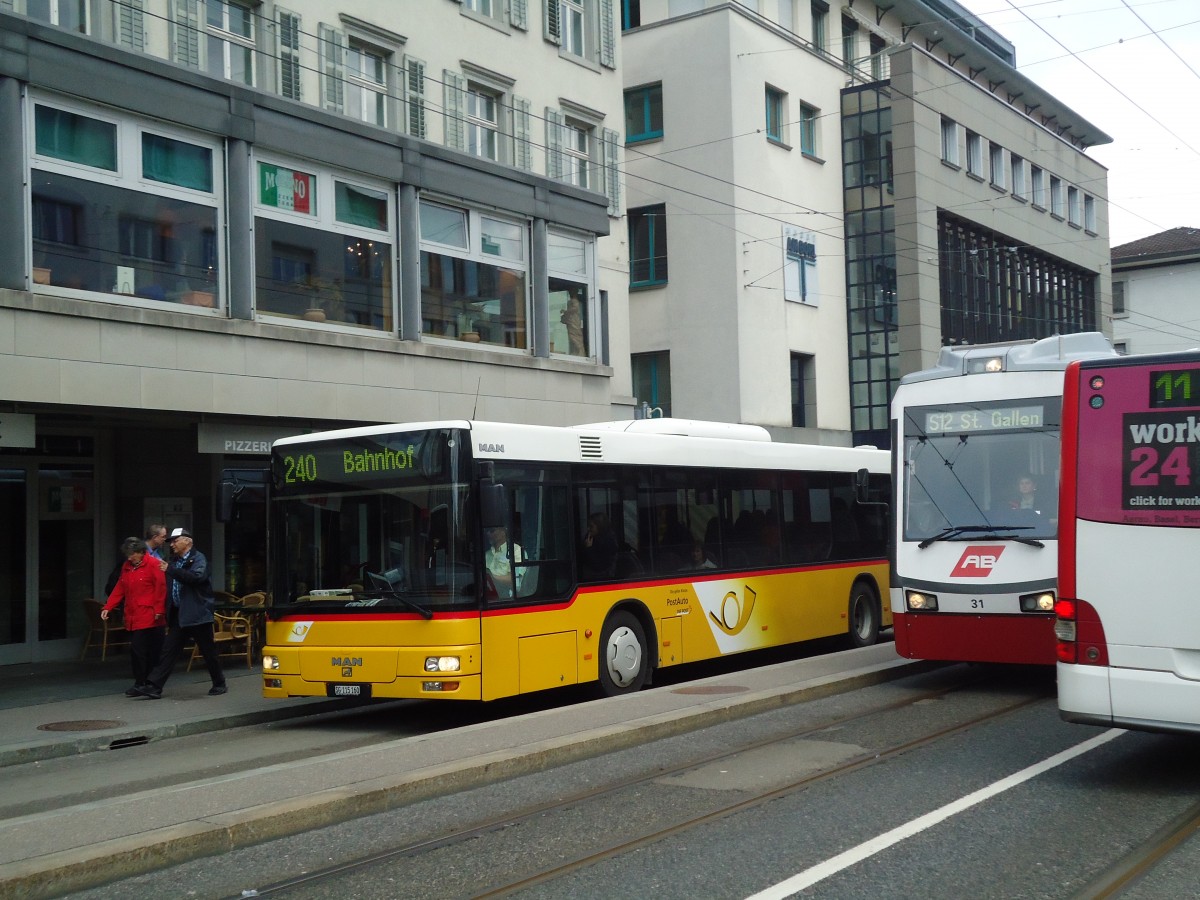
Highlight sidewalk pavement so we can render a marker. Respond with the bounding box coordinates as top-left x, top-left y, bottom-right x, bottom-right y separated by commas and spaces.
0, 644, 931, 899
0, 657, 360, 768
